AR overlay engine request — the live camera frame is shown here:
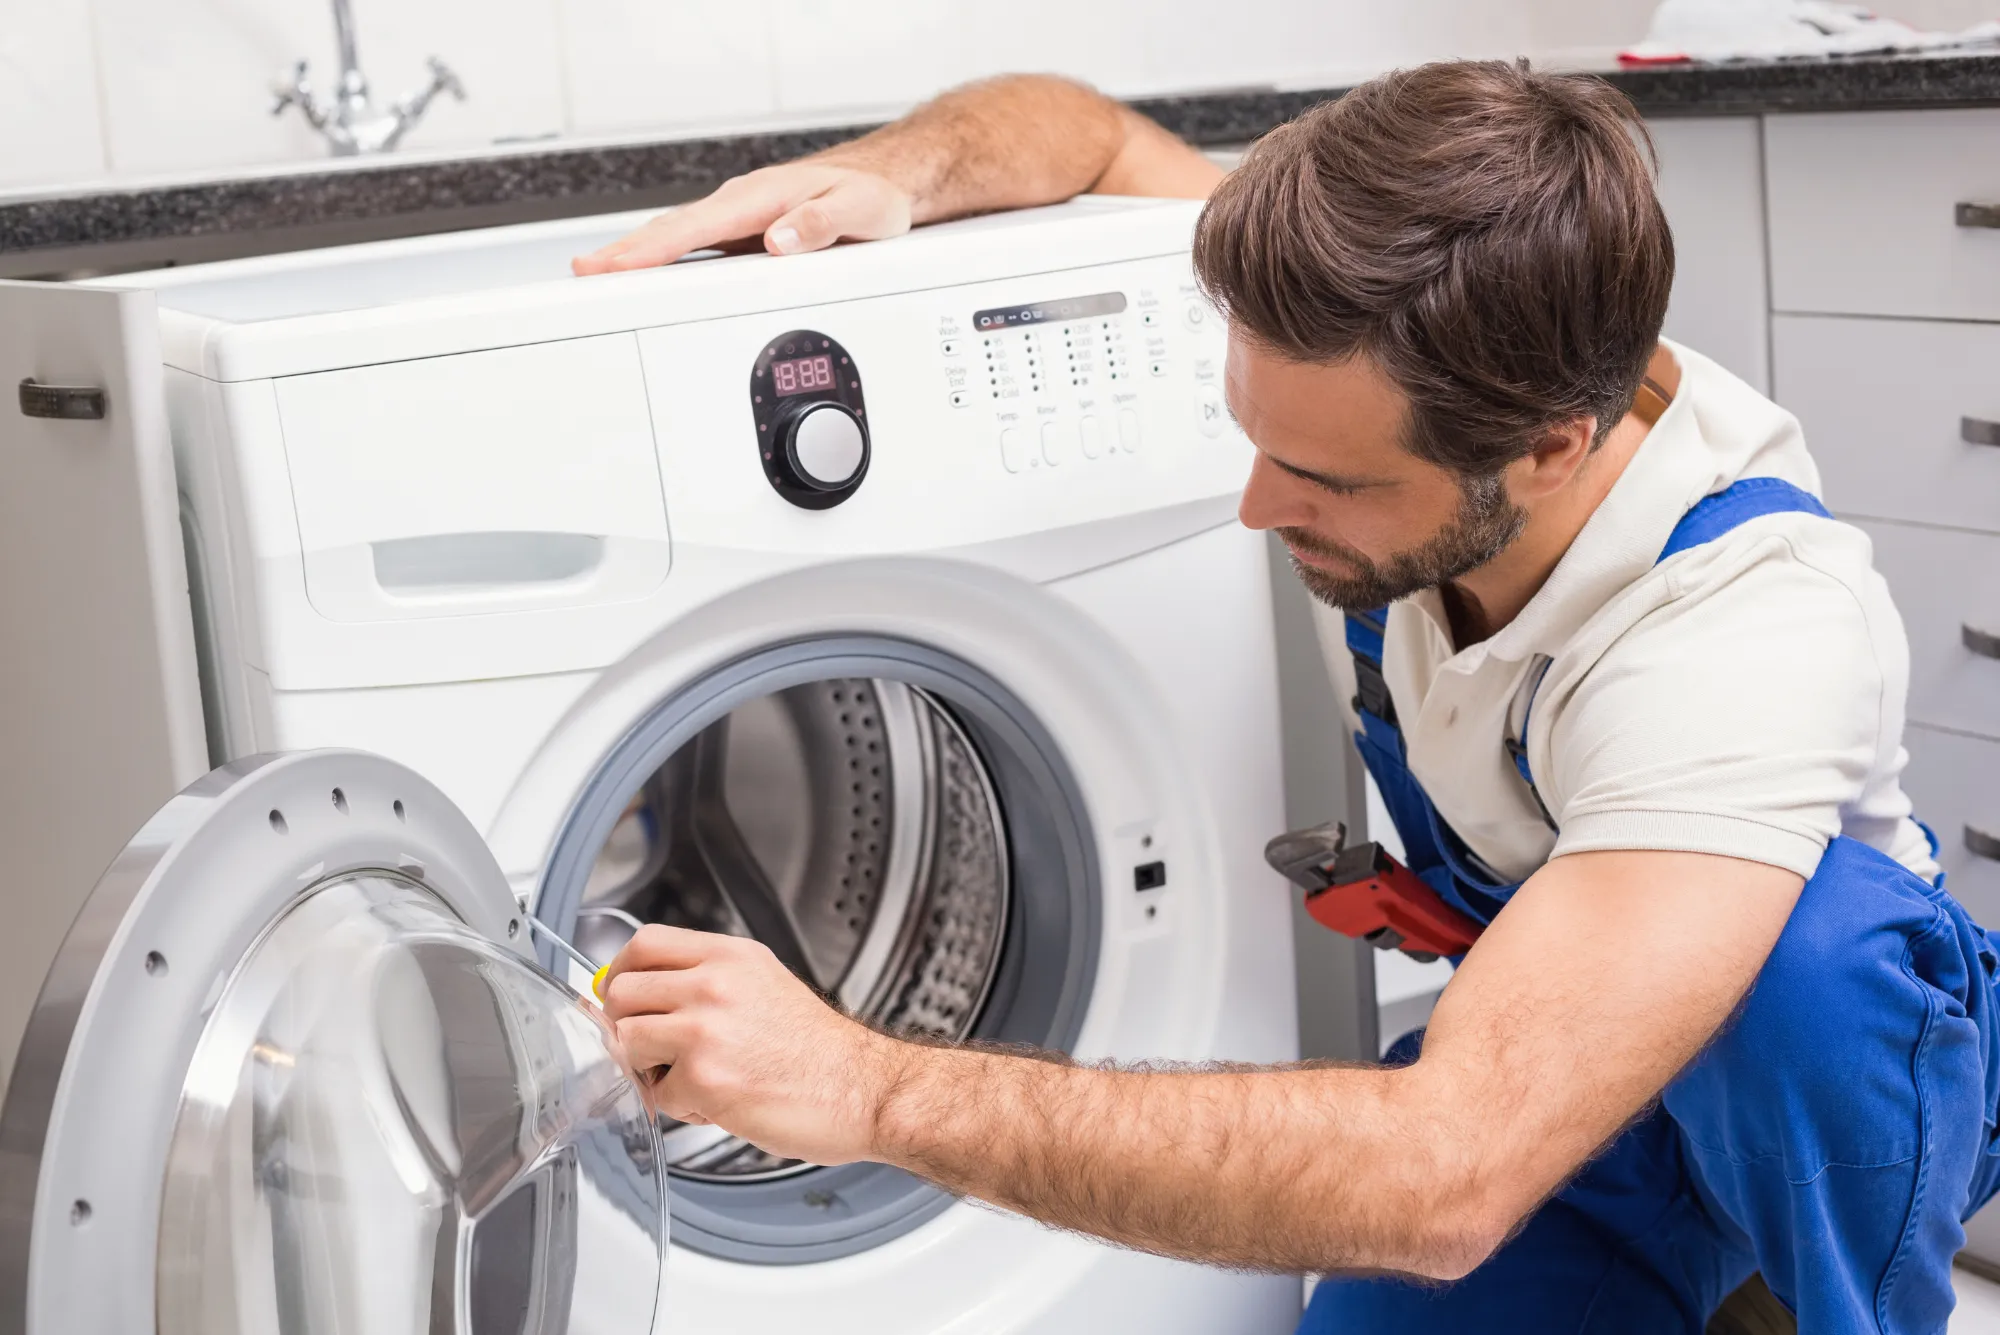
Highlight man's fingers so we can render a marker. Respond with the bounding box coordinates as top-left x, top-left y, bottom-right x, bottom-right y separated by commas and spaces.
766, 176, 912, 255
573, 166, 846, 275
599, 955, 708, 1021
615, 1013, 695, 1077
598, 924, 726, 998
